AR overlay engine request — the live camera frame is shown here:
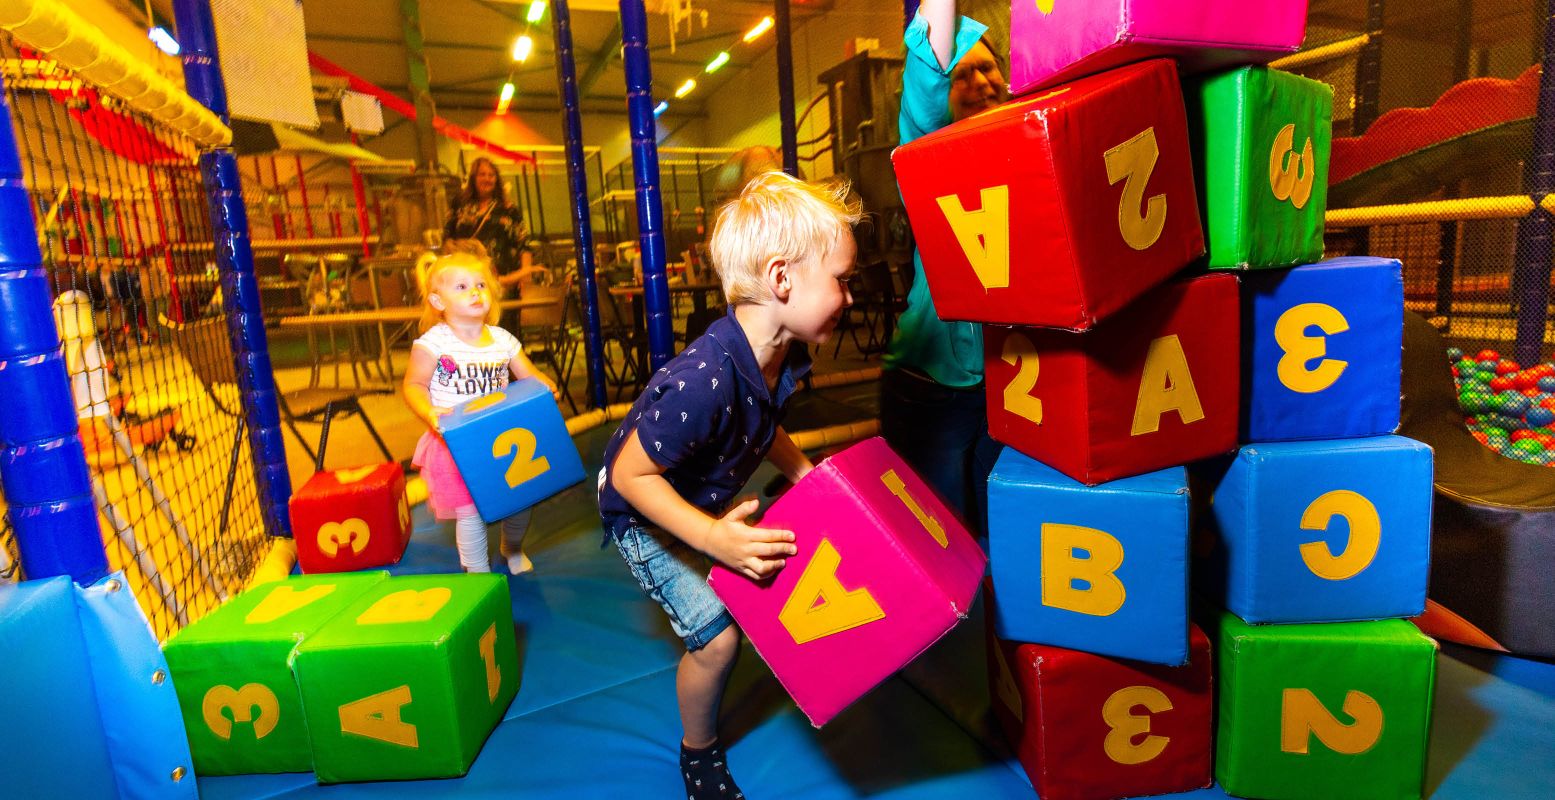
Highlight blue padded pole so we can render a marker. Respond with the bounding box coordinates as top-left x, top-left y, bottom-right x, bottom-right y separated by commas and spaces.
173, 0, 293, 537
0, 75, 110, 584
1511, 5, 1555, 366
620, 0, 675, 370
775, 0, 799, 176
553, 0, 609, 409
